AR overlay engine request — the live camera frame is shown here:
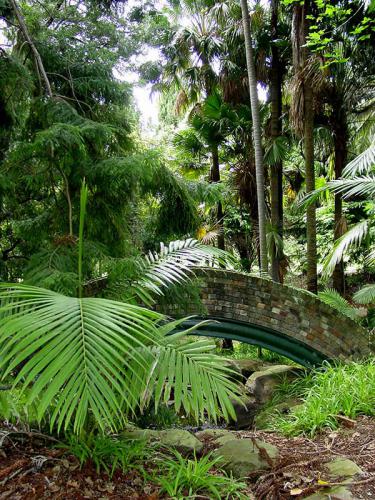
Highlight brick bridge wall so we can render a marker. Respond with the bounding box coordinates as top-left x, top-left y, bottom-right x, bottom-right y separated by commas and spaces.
170, 269, 370, 360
